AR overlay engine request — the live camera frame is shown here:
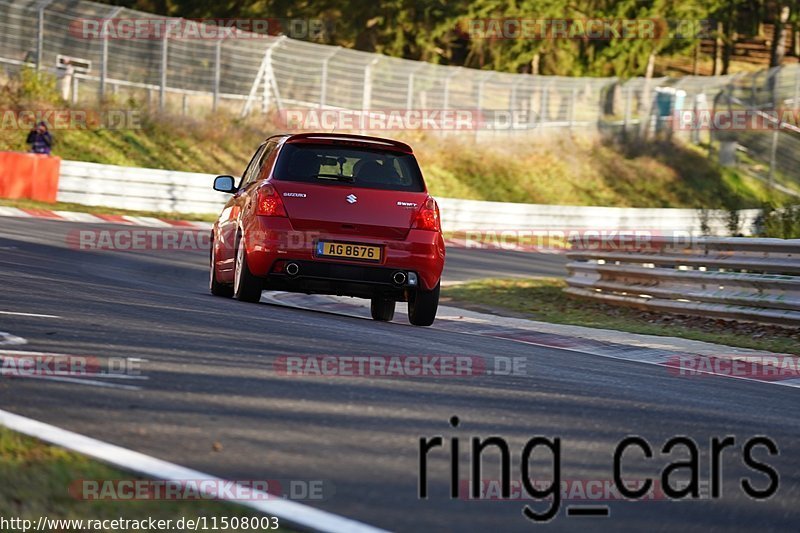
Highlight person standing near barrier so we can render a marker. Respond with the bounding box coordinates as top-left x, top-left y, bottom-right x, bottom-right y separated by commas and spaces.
26, 121, 53, 155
